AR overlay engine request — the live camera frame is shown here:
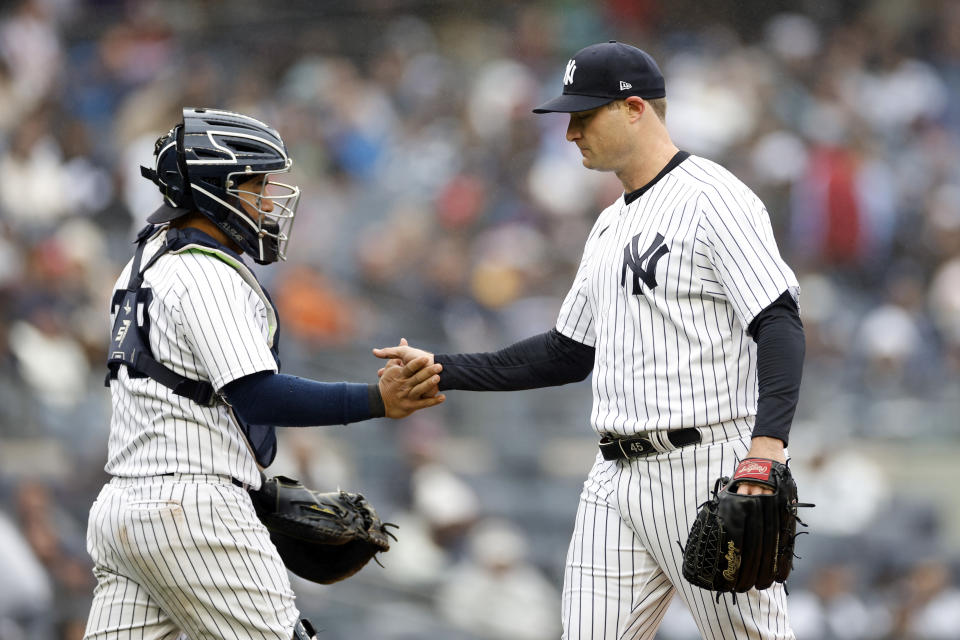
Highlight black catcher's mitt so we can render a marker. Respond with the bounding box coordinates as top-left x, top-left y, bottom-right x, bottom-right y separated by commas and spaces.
682, 459, 811, 594
248, 475, 396, 585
